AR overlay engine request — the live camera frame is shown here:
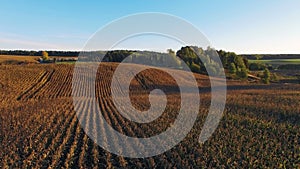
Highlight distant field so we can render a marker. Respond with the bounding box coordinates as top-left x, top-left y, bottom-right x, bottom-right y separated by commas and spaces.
249, 59, 300, 65
0, 55, 78, 65
0, 55, 39, 64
